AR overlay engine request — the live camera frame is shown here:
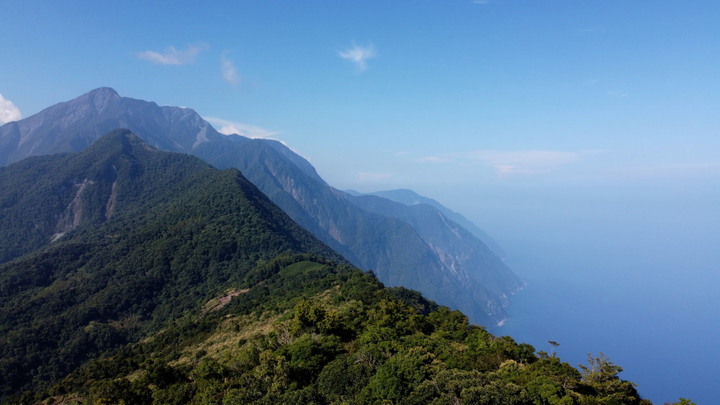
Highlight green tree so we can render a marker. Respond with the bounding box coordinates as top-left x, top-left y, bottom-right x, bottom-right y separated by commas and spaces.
665, 398, 697, 405
579, 353, 644, 404
363, 347, 439, 403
